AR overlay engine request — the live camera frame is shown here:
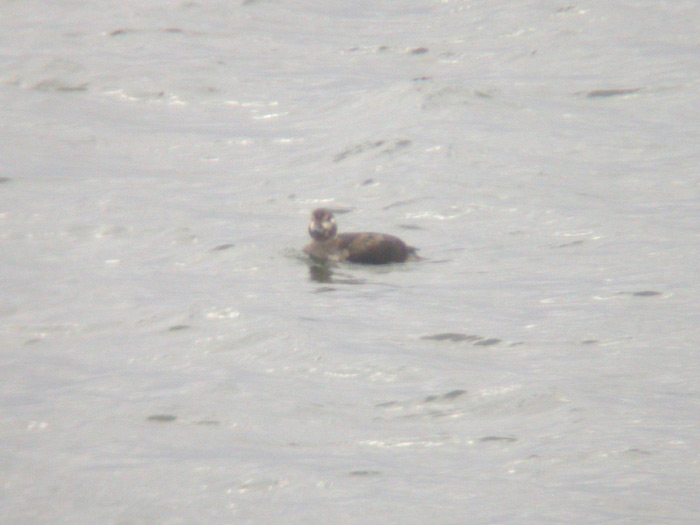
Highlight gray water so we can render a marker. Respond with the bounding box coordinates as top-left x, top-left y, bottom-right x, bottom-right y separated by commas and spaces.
2, 1, 700, 523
